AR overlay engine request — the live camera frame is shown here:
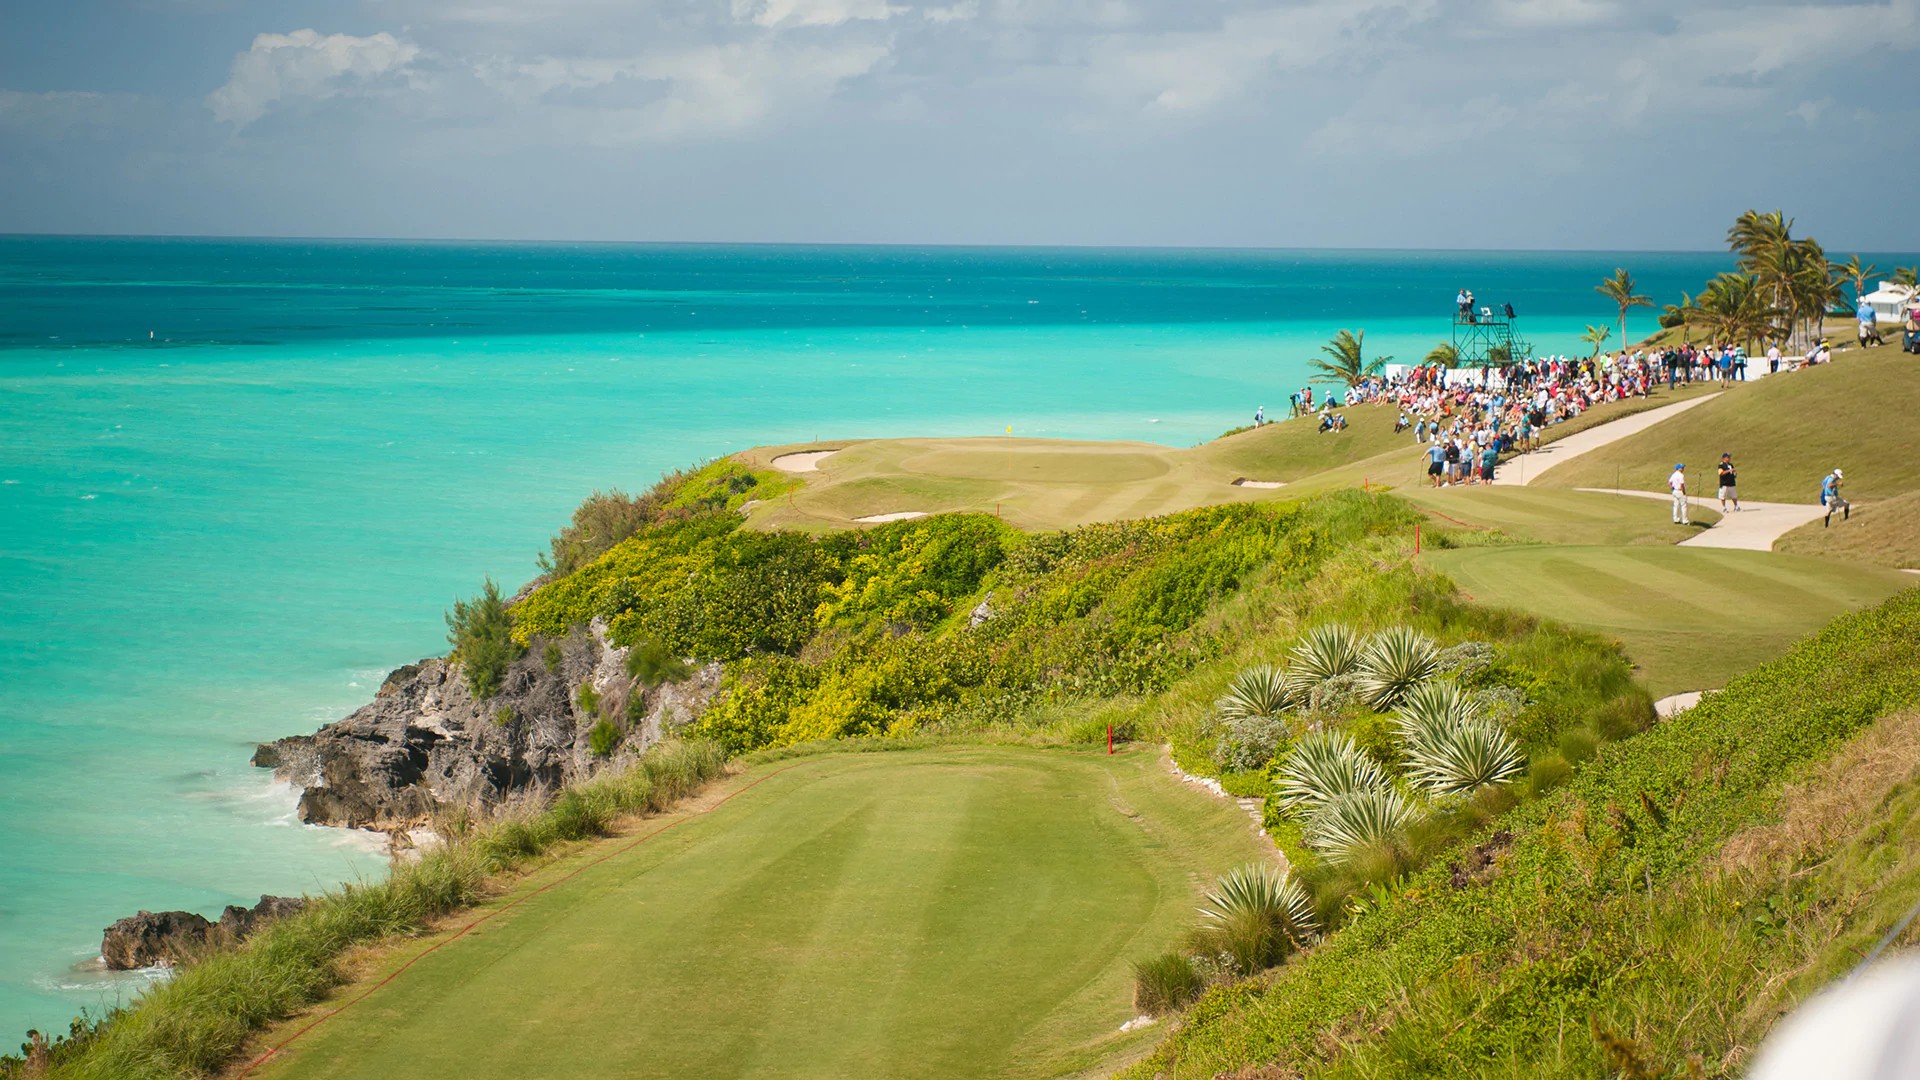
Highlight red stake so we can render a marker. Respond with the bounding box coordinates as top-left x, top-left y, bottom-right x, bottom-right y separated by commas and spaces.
1415, 523, 1421, 555
1107, 724, 1114, 754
